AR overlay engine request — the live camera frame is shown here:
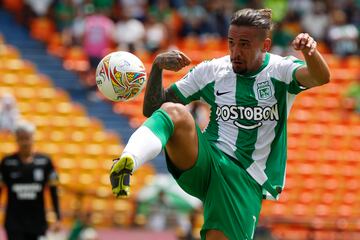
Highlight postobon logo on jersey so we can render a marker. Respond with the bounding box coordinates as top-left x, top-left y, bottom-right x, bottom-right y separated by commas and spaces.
216, 104, 279, 129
